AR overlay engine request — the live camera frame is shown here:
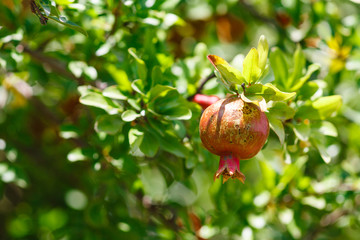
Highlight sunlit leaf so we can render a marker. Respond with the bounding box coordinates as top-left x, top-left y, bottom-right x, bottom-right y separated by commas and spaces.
131, 79, 146, 96
102, 86, 128, 100
128, 128, 144, 157
48, 16, 88, 36
313, 121, 338, 137
267, 113, 285, 144
257, 35, 269, 72
290, 64, 320, 91
128, 48, 147, 81
296, 95, 342, 120
245, 83, 295, 102
298, 81, 319, 100
312, 135, 331, 163
270, 47, 288, 90
121, 110, 140, 122
268, 102, 295, 120
292, 121, 311, 141
243, 48, 261, 84
79, 92, 121, 114
288, 44, 305, 89
207, 55, 245, 85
